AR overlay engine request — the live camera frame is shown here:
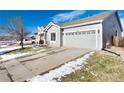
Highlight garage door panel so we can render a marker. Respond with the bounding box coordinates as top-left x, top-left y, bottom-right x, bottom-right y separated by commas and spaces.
63, 31, 97, 49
